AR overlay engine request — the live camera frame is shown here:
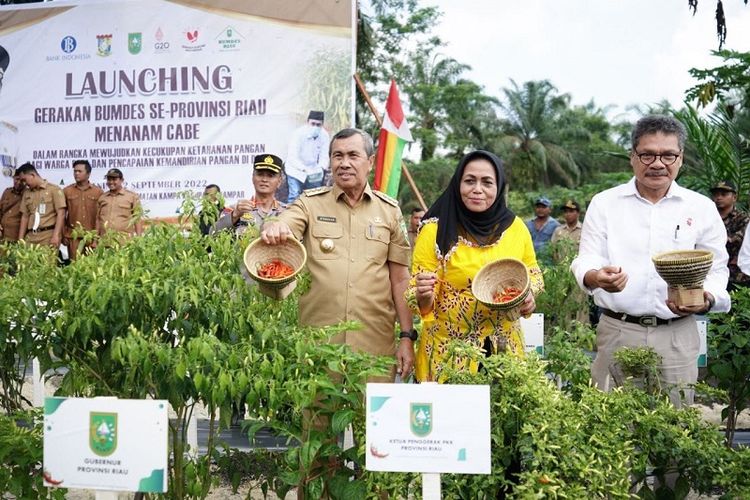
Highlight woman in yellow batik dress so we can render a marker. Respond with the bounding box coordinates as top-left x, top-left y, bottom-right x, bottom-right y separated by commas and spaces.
407, 150, 544, 382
